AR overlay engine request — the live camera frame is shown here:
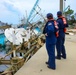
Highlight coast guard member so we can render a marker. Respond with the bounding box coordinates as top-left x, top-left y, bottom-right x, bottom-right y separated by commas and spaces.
56, 11, 68, 60
43, 13, 59, 70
